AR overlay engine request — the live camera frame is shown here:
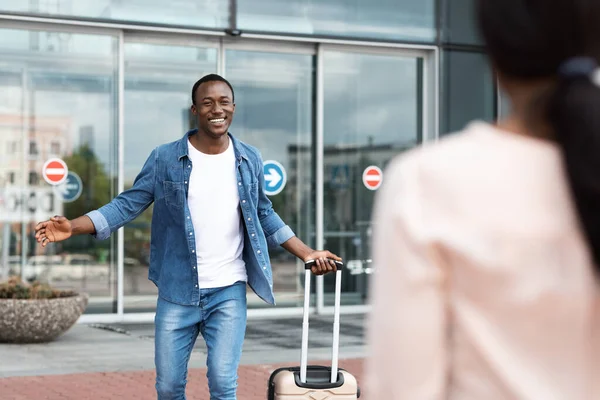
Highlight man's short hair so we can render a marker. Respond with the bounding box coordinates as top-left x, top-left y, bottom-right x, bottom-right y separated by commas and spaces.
191, 74, 235, 104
